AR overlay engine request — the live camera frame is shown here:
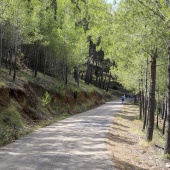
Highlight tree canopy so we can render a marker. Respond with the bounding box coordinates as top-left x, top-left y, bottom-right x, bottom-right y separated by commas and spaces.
1, 0, 170, 154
